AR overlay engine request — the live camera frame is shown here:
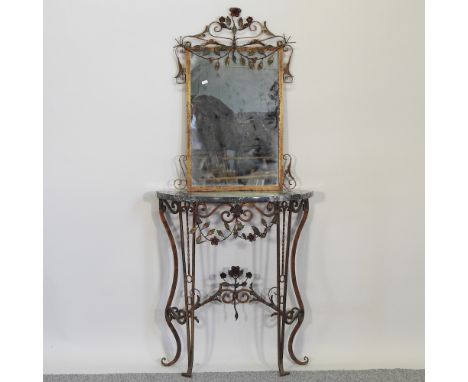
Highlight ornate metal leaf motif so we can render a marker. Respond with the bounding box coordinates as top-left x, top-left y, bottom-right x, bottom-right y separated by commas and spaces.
173, 8, 294, 83
159, 199, 305, 246
169, 264, 304, 322
225, 55, 230, 66
252, 226, 261, 236
189, 202, 283, 244
271, 214, 279, 225
257, 60, 263, 70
